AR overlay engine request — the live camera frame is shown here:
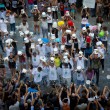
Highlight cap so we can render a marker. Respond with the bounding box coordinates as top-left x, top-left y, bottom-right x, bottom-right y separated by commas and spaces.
34, 5, 38, 9
18, 51, 22, 55
38, 38, 43, 44
77, 66, 82, 71
82, 27, 86, 31
22, 68, 27, 73
47, 7, 52, 12
61, 45, 65, 50
24, 37, 29, 43
52, 22, 57, 28
42, 12, 47, 17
